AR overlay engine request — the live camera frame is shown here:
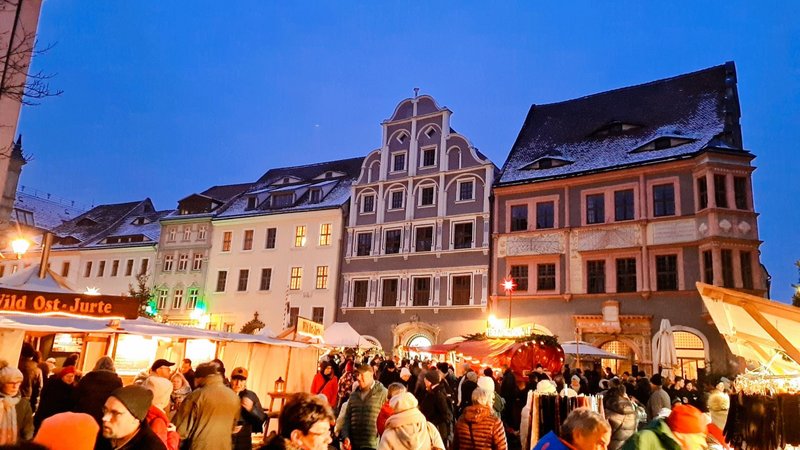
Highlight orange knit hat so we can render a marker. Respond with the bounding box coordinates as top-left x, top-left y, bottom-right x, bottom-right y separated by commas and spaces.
666, 404, 706, 434
34, 412, 99, 450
